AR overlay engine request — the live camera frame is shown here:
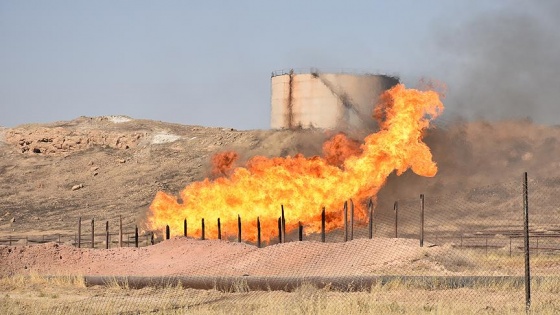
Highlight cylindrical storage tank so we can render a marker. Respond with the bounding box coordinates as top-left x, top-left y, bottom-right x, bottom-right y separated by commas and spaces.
270, 70, 399, 129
